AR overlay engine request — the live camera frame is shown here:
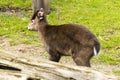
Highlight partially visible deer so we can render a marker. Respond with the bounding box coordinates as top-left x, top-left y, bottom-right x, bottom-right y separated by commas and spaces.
28, 8, 101, 67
